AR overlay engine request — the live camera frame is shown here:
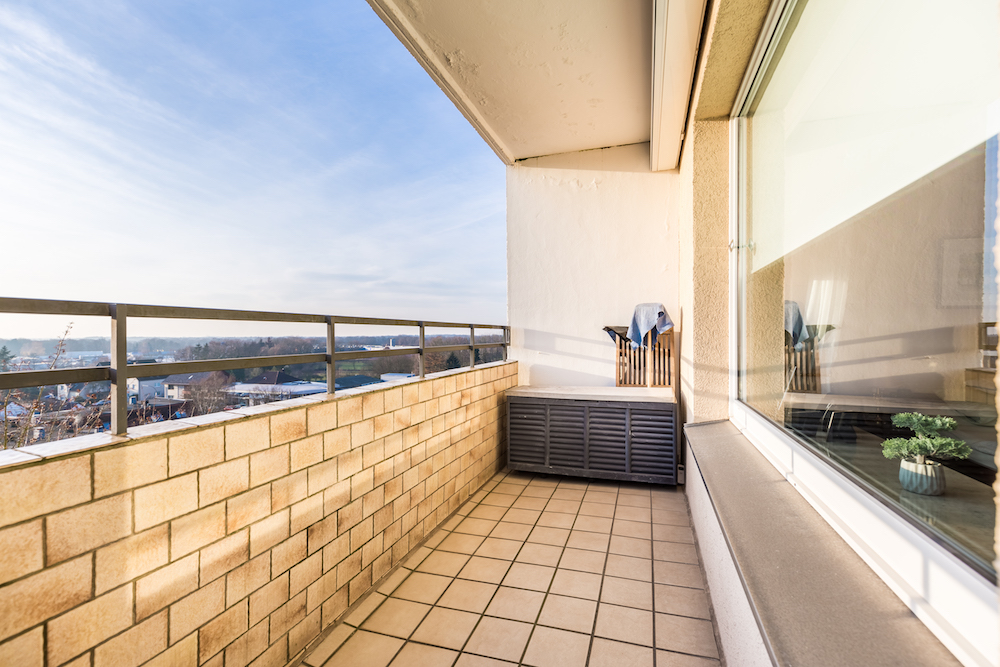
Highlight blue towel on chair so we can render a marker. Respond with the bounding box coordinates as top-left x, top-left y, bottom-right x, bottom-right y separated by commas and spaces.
627, 303, 673, 349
